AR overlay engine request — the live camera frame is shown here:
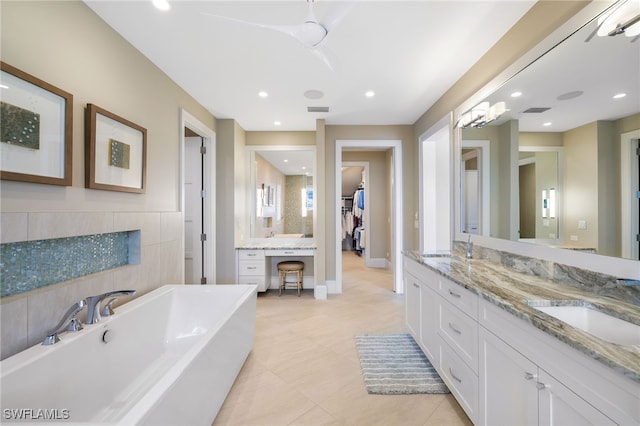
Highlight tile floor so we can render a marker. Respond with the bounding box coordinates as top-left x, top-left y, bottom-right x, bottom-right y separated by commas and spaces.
213, 252, 472, 426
